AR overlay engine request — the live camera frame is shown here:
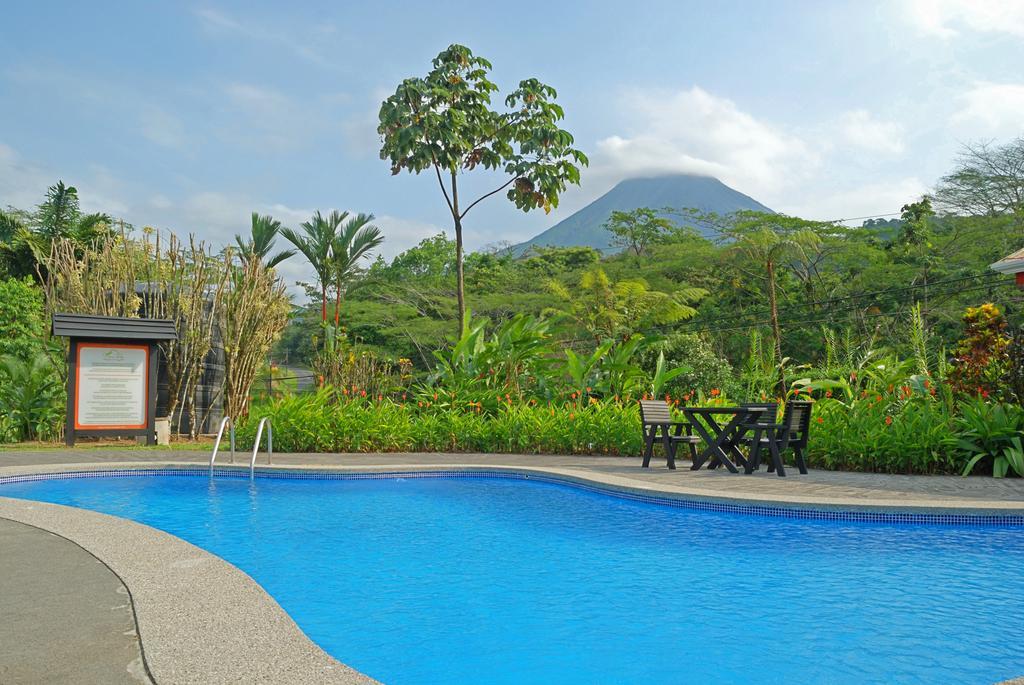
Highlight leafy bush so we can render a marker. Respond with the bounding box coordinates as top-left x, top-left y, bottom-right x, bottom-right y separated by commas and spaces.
236, 388, 643, 455
0, 277, 47, 360
954, 398, 1024, 477
640, 332, 737, 399
0, 352, 64, 442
